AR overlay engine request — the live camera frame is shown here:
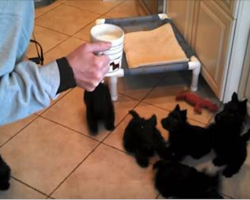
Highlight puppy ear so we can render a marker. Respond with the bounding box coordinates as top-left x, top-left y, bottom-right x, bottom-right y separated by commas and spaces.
129, 110, 140, 119
150, 114, 157, 126
242, 99, 248, 106
232, 92, 238, 102
175, 104, 180, 111
181, 110, 187, 119
240, 99, 248, 112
